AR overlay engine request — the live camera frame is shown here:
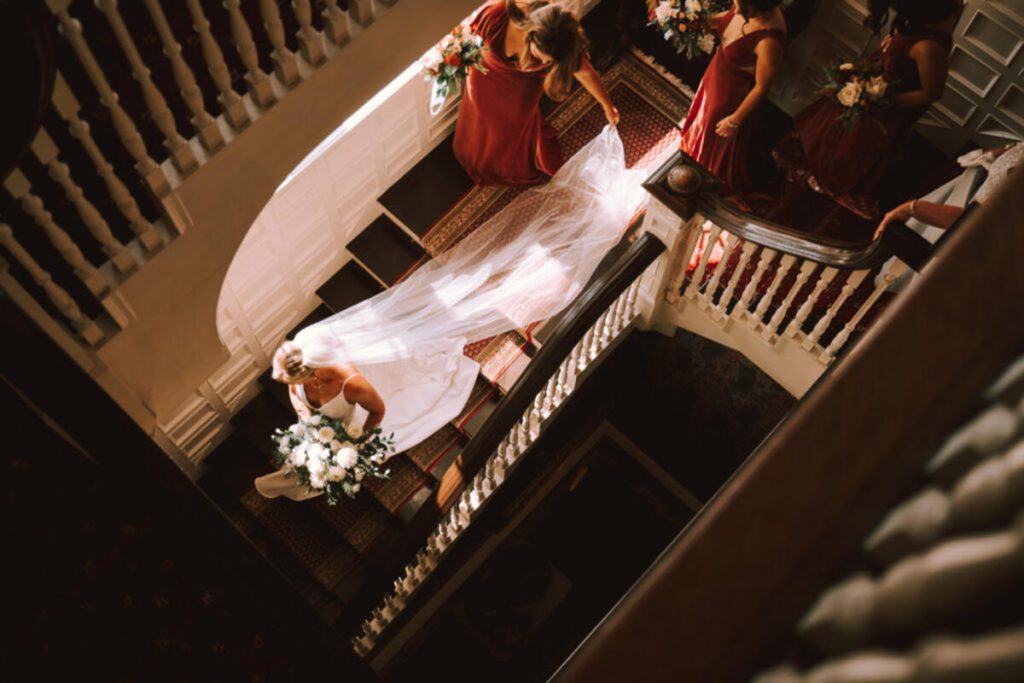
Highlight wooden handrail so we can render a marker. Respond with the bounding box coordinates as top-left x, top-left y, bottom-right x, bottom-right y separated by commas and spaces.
436, 232, 667, 509
644, 151, 933, 272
